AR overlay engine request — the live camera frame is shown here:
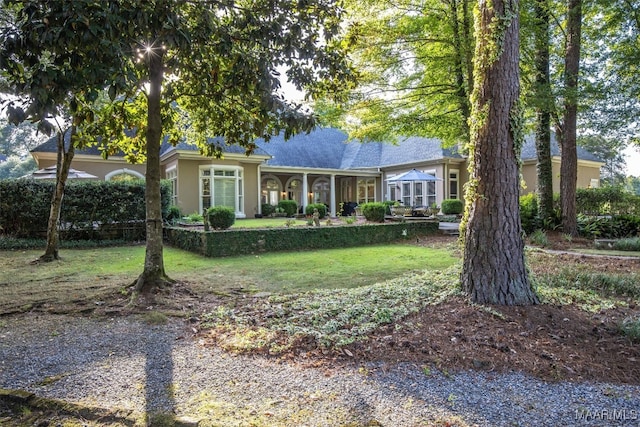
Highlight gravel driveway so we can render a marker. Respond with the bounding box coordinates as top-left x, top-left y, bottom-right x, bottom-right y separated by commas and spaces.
1, 314, 639, 426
